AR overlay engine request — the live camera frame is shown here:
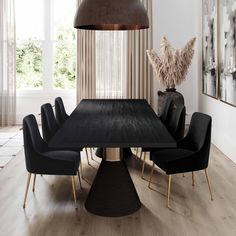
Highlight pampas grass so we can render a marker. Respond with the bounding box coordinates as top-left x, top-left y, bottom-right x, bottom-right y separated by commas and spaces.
147, 37, 196, 89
